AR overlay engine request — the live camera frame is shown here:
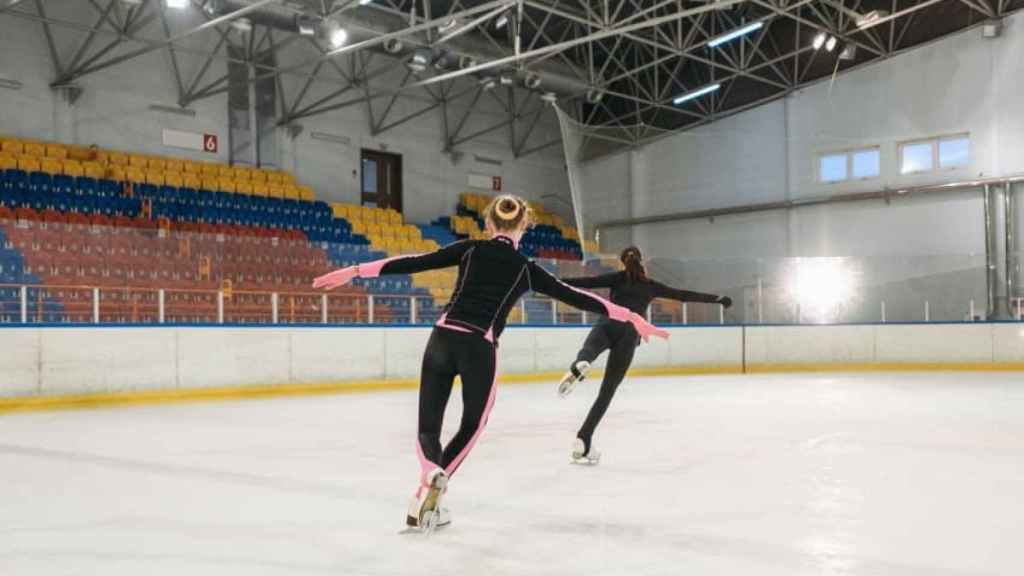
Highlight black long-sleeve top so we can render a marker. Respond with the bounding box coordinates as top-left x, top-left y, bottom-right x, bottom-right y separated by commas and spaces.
564, 271, 720, 316
375, 236, 618, 340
